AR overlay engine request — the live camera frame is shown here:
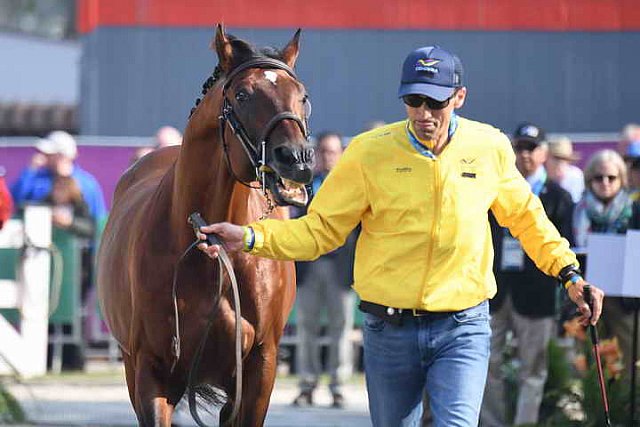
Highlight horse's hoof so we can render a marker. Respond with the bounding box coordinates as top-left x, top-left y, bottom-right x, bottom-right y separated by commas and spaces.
291, 390, 313, 407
